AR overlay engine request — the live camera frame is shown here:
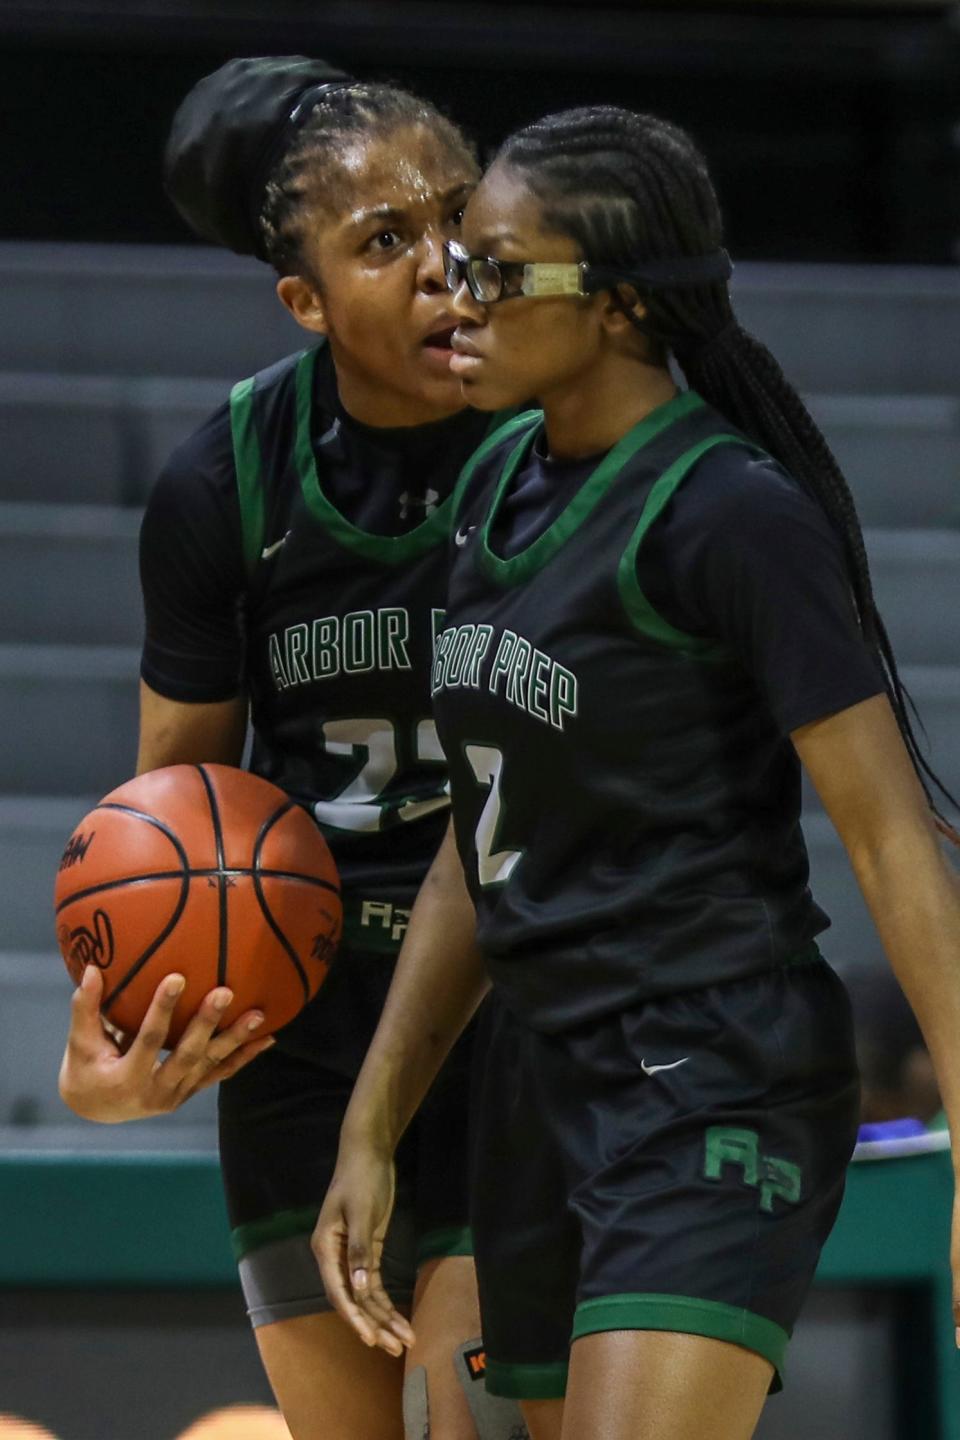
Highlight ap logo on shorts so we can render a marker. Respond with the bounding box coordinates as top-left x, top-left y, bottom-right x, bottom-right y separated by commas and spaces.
703, 1126, 802, 1213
